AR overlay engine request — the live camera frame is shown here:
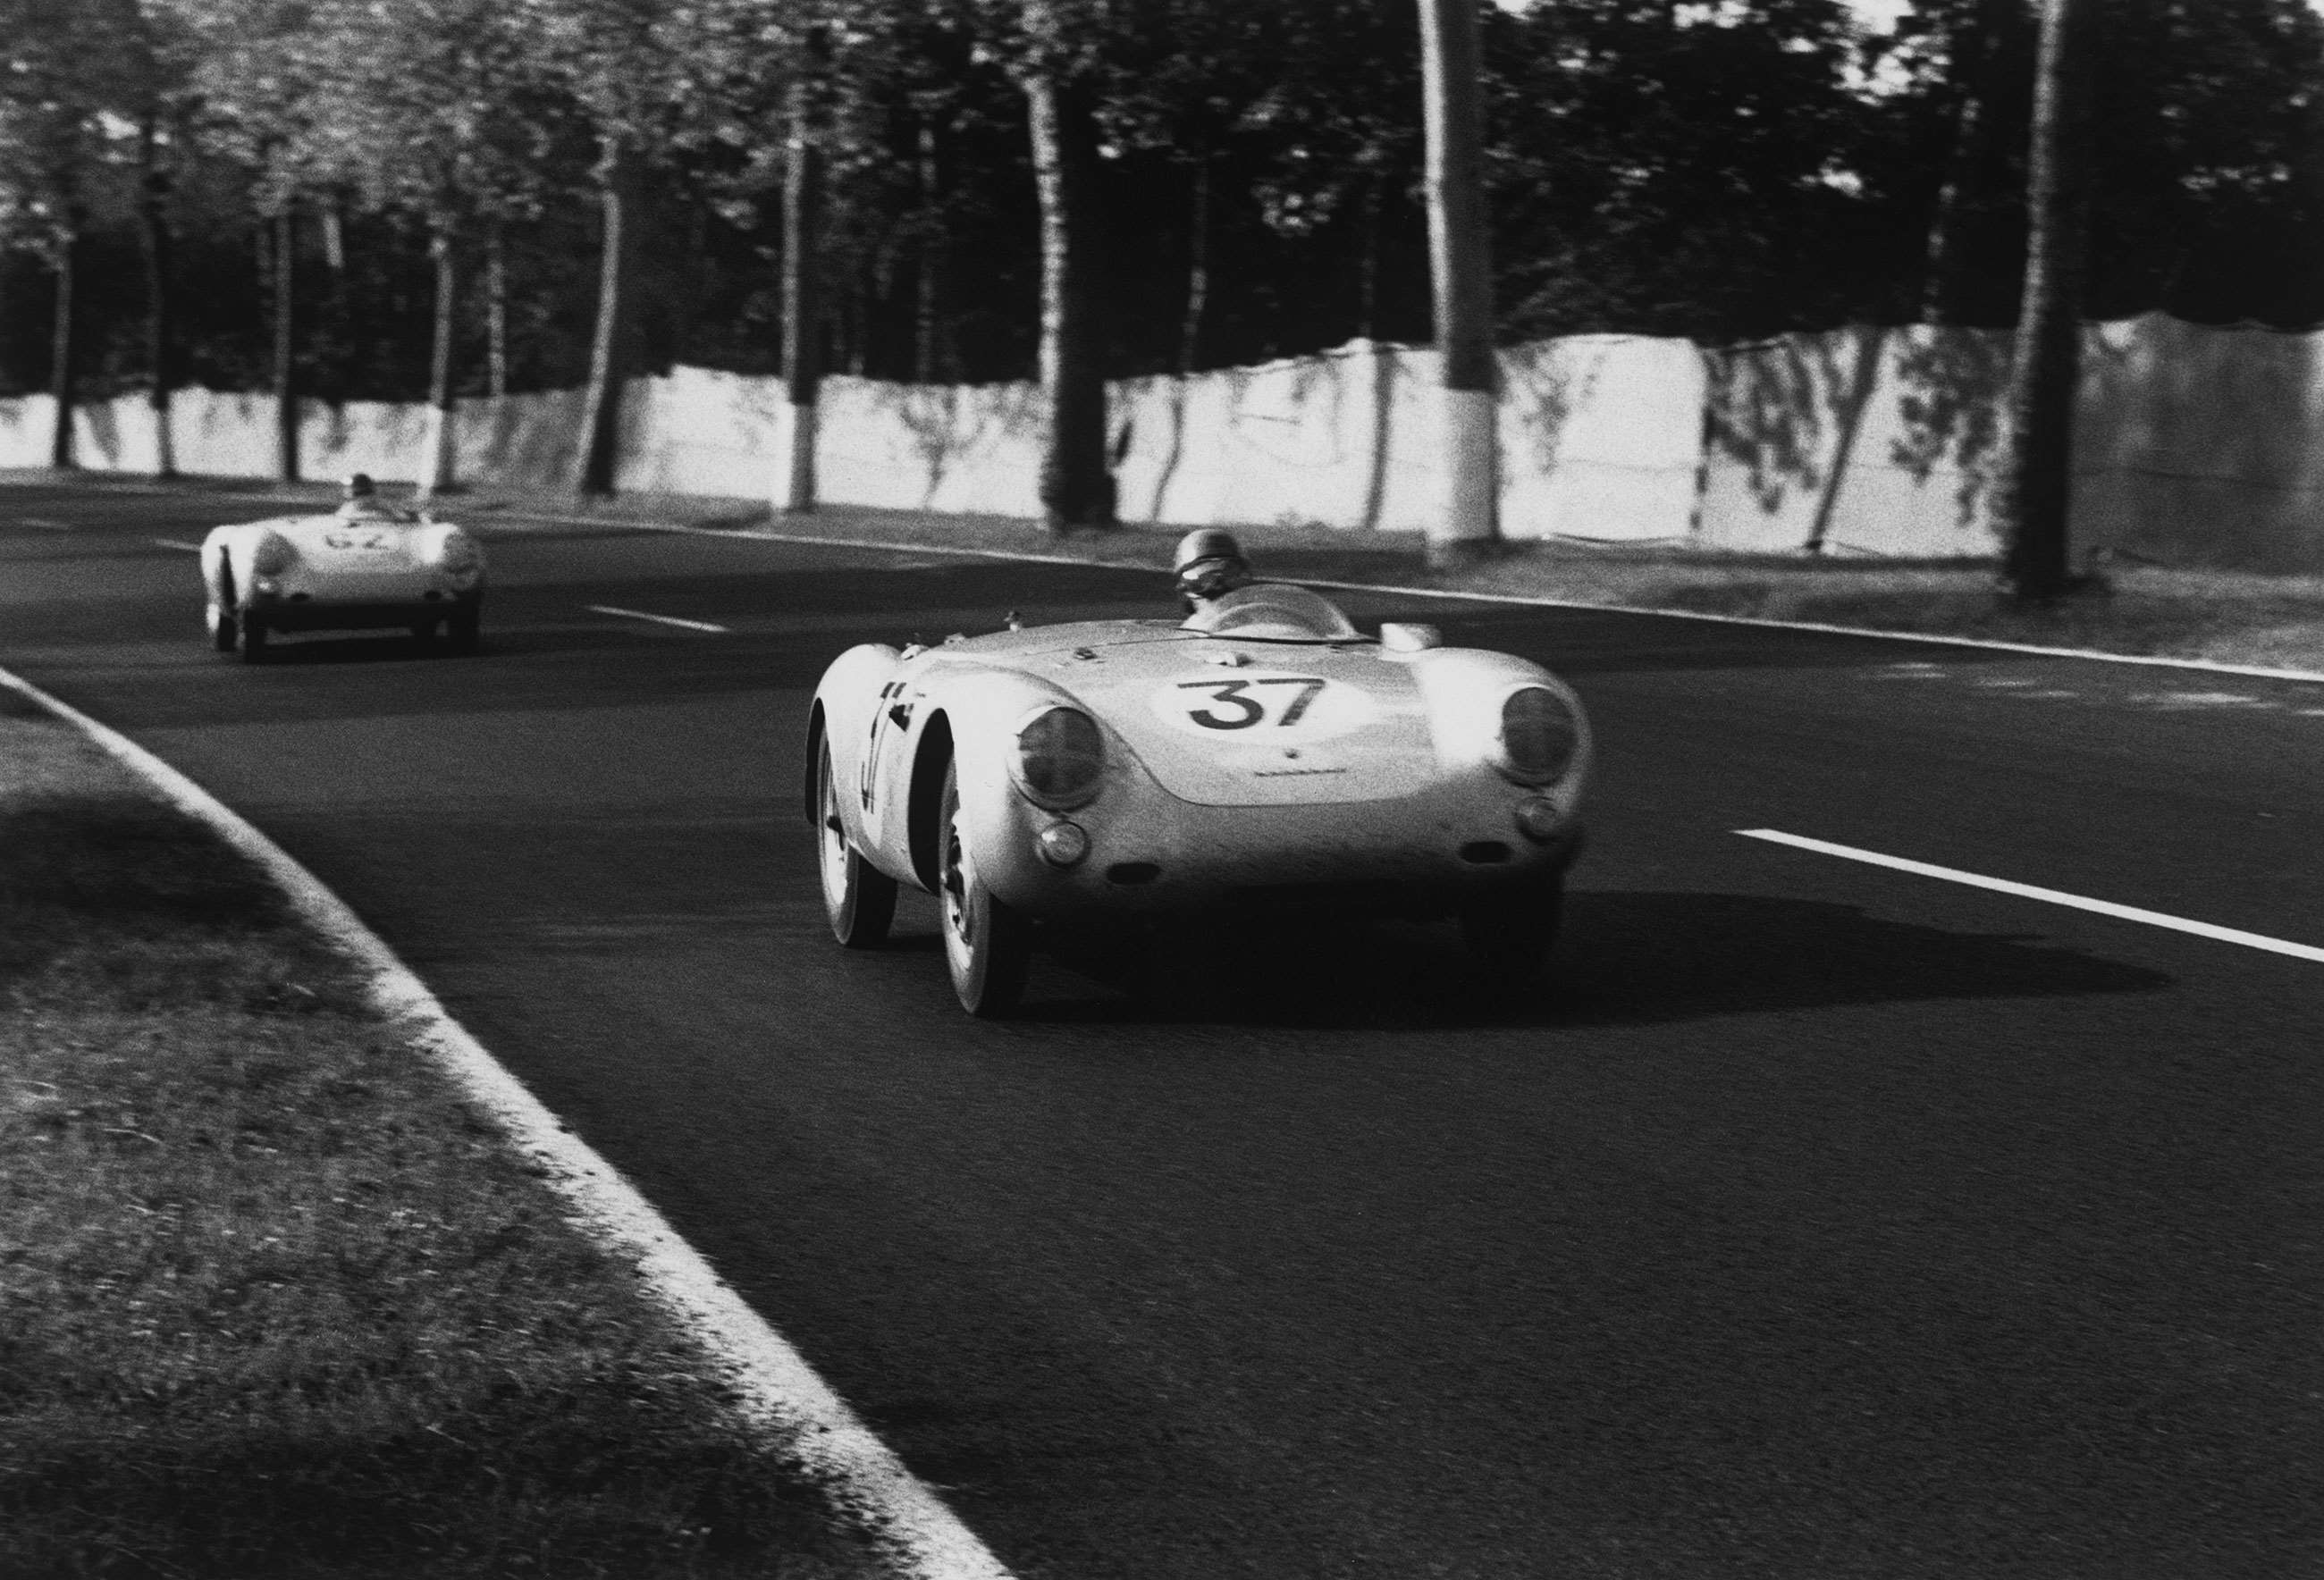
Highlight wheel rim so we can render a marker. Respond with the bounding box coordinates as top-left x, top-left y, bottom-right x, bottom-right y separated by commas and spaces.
942, 806, 973, 960
817, 750, 851, 911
